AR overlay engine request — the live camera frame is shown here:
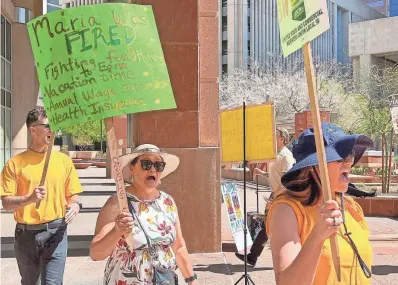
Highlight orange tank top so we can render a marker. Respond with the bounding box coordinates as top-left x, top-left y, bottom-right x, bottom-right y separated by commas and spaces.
266, 195, 372, 285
